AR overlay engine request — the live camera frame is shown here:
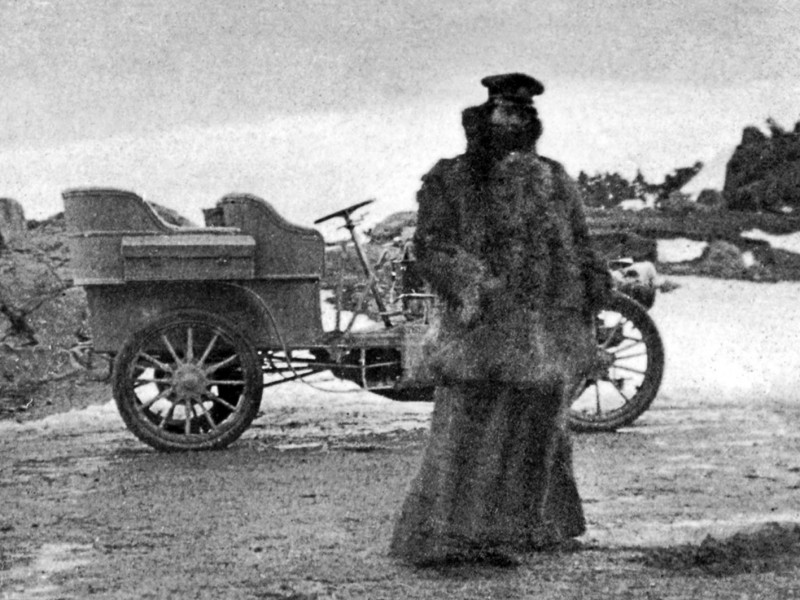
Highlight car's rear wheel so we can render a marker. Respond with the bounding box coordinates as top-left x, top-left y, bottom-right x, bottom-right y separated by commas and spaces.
113, 310, 263, 451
